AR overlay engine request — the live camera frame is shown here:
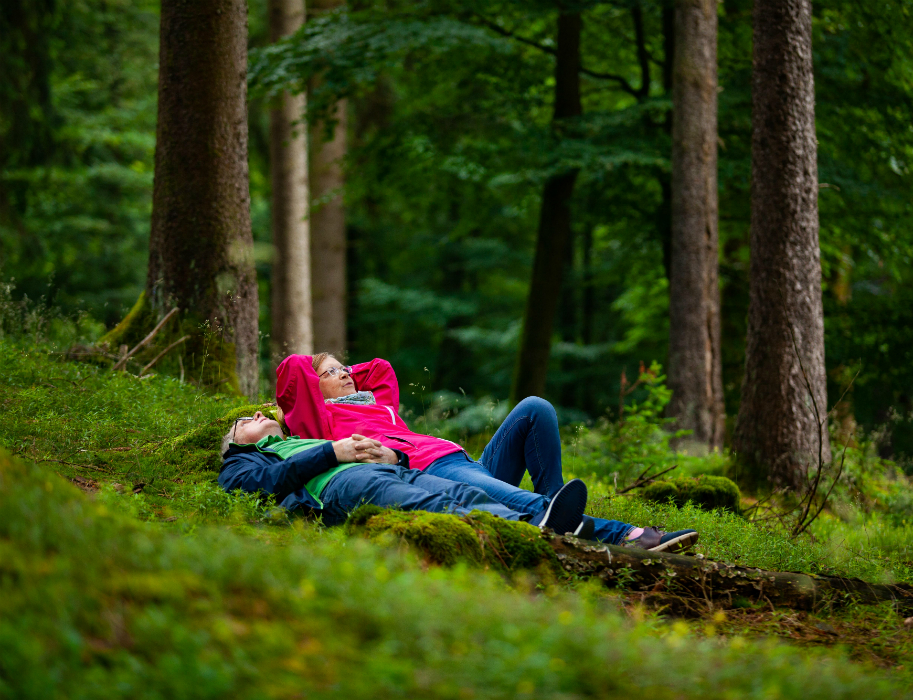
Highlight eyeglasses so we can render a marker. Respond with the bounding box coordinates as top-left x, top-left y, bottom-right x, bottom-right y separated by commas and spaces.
319, 365, 352, 379
231, 416, 254, 440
